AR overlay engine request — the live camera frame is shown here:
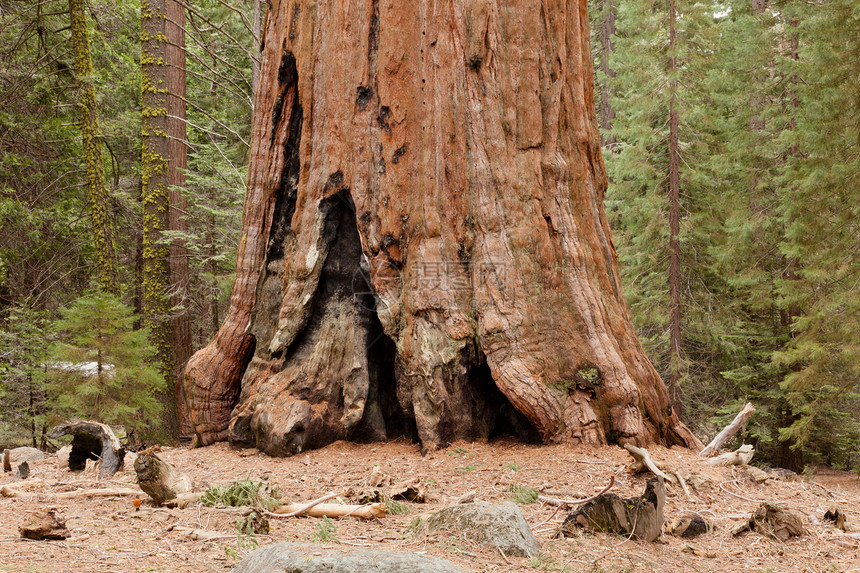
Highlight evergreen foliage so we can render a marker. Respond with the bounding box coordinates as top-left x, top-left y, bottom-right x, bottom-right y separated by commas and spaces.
47, 292, 165, 436
597, 0, 860, 469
